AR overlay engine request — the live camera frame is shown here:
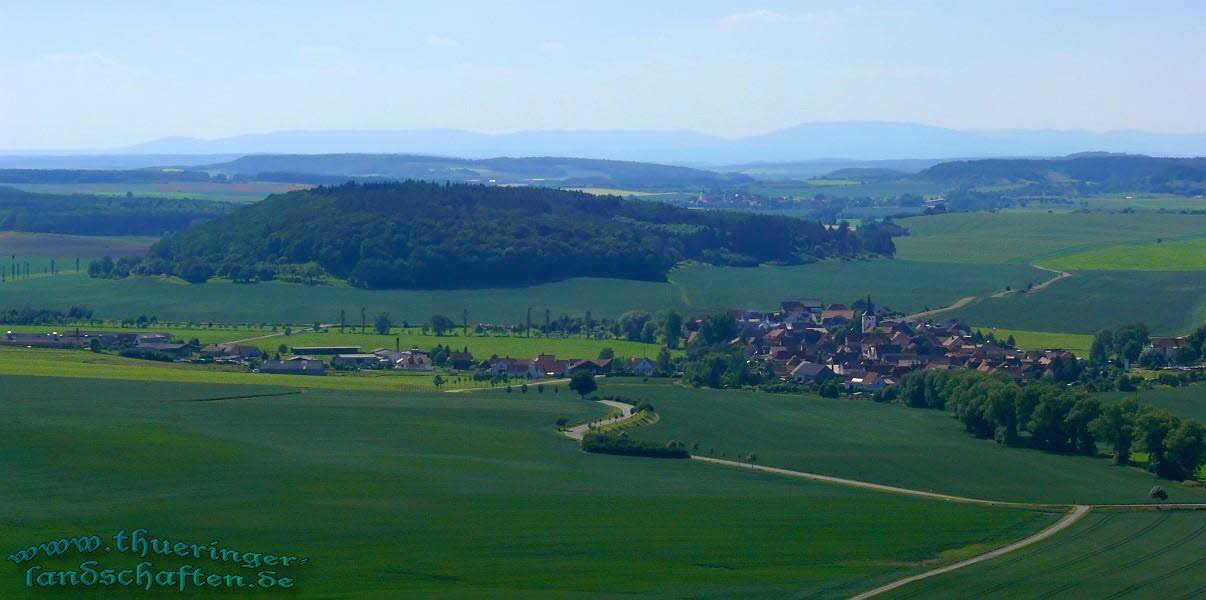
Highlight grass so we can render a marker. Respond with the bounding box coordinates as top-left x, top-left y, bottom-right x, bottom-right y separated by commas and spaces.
970, 327, 1093, 357
1042, 236, 1206, 271
269, 329, 672, 360
895, 212, 1206, 265
880, 511, 1206, 599
949, 270, 1206, 335
612, 380, 1206, 504
0, 259, 1042, 325
0, 374, 1056, 598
